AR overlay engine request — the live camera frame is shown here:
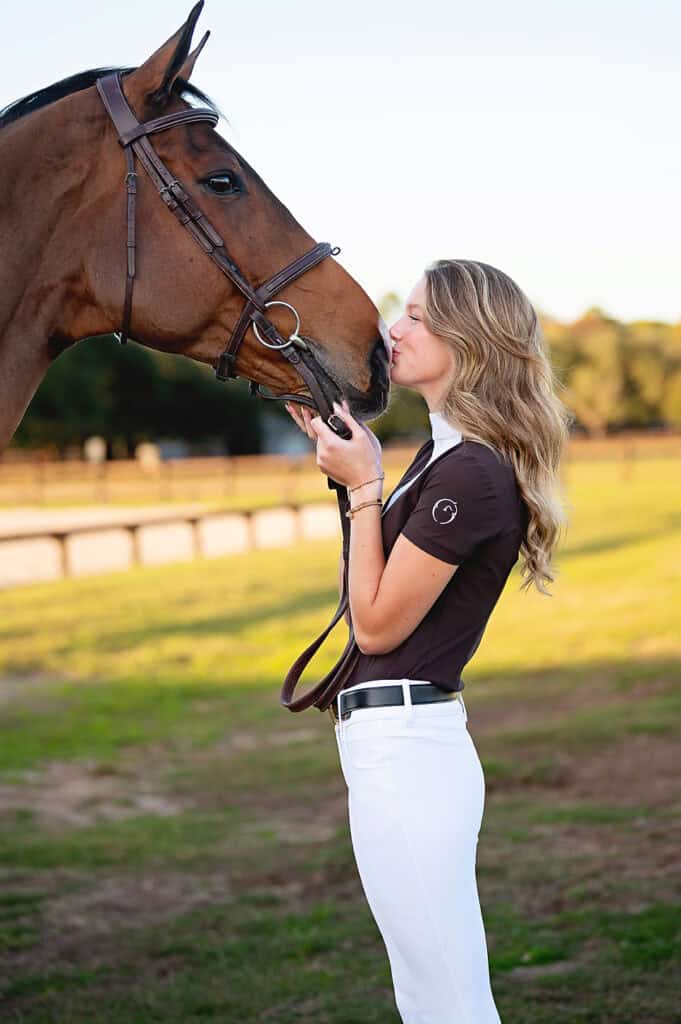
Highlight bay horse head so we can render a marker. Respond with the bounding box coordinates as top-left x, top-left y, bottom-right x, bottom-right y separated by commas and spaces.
0, 0, 390, 452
